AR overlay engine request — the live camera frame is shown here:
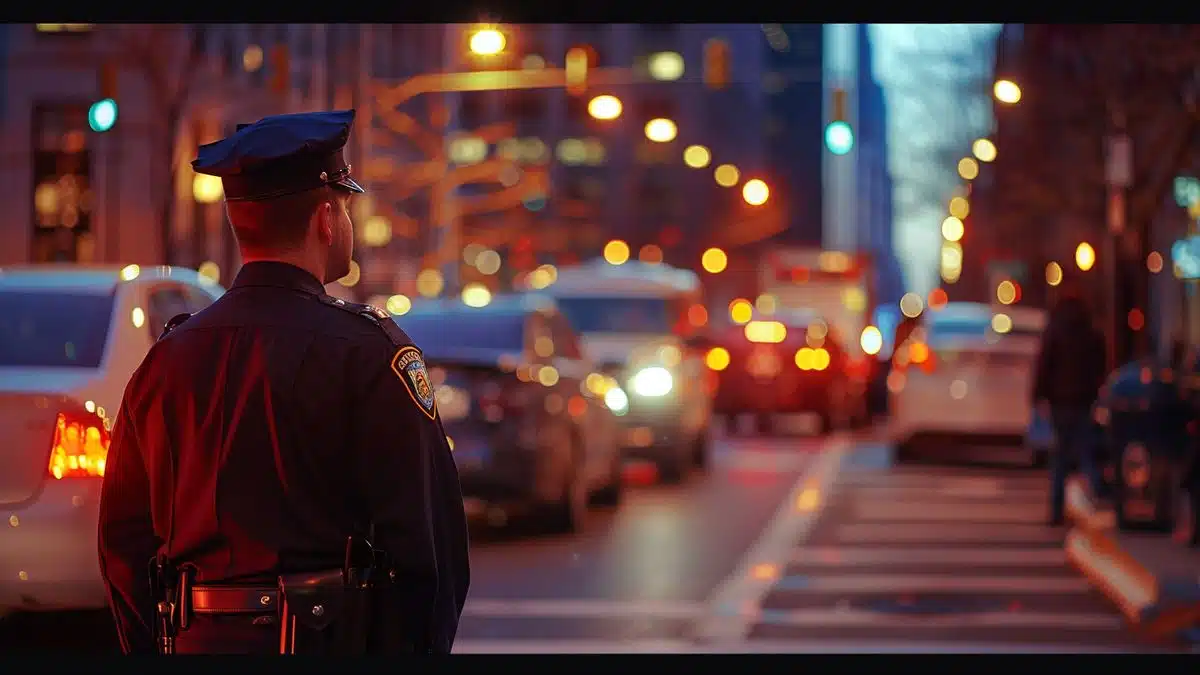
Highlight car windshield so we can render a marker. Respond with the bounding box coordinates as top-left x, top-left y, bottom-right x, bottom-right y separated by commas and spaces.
556, 297, 673, 335
399, 312, 526, 355
0, 290, 116, 368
